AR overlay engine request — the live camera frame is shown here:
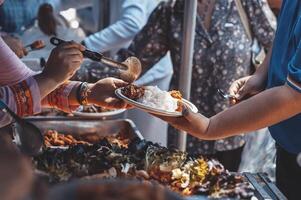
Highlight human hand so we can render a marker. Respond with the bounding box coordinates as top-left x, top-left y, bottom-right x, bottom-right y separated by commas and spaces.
229, 74, 266, 102
153, 105, 210, 139
2, 35, 27, 58
42, 41, 85, 84
88, 78, 130, 109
